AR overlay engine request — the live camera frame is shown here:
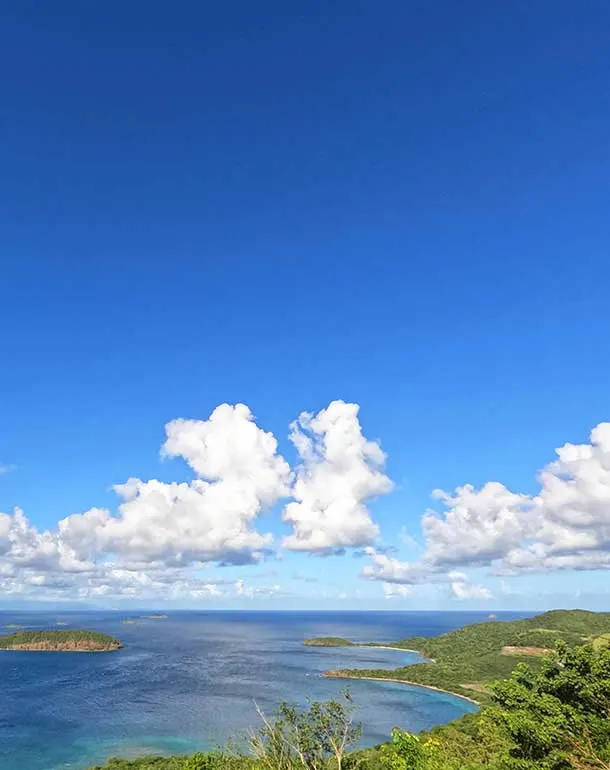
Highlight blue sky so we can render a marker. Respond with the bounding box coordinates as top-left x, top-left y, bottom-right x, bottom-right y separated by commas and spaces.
1, 1, 610, 610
